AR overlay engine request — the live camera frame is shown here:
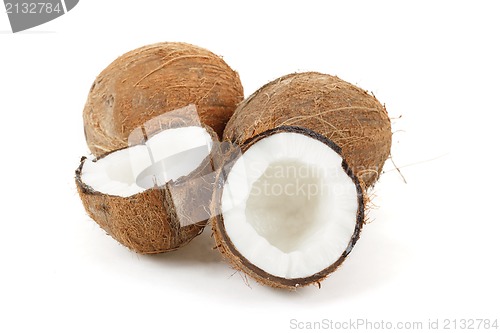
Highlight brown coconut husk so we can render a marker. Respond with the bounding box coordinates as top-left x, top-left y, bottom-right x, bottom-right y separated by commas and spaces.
211, 126, 366, 290
76, 123, 223, 254
83, 42, 244, 157
223, 72, 392, 187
